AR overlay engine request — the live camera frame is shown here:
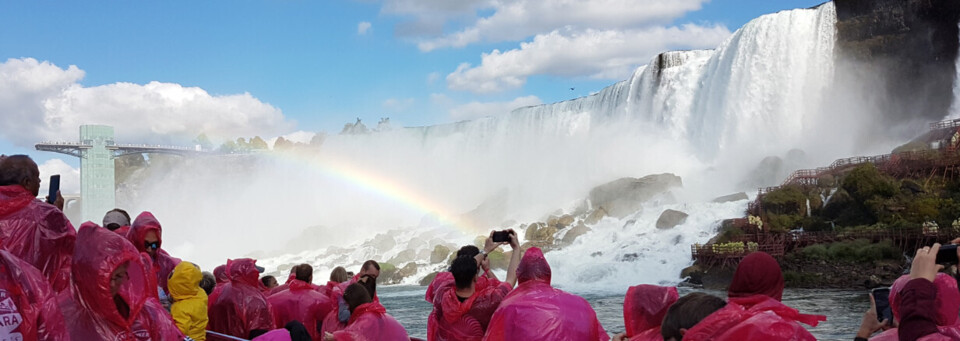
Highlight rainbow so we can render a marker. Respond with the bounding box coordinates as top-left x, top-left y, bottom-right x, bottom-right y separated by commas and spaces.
265, 151, 477, 233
